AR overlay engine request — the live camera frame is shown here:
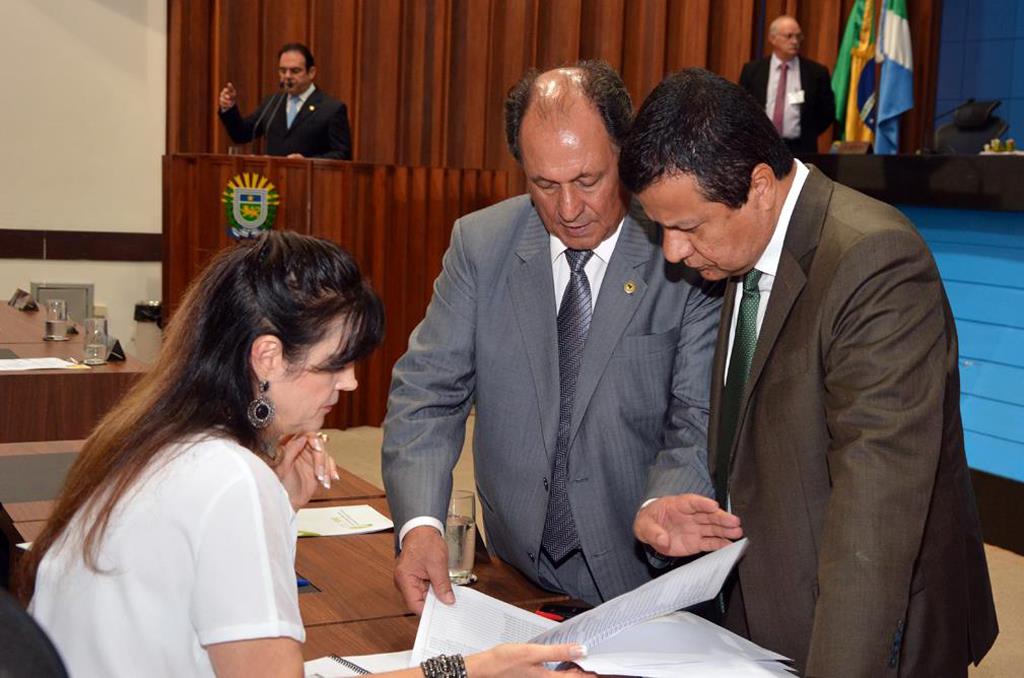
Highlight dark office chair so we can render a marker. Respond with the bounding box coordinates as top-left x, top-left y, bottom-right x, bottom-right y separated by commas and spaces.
933, 99, 1009, 154
0, 589, 68, 678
